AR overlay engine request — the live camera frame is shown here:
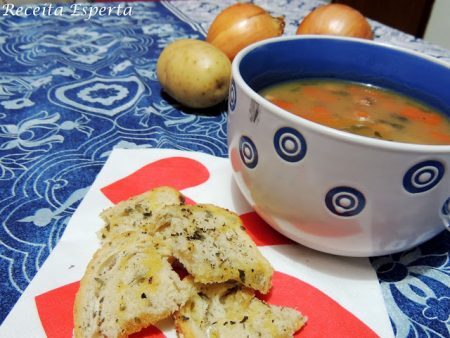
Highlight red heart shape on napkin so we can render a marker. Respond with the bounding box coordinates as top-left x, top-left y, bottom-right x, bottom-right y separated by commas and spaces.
101, 157, 209, 204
